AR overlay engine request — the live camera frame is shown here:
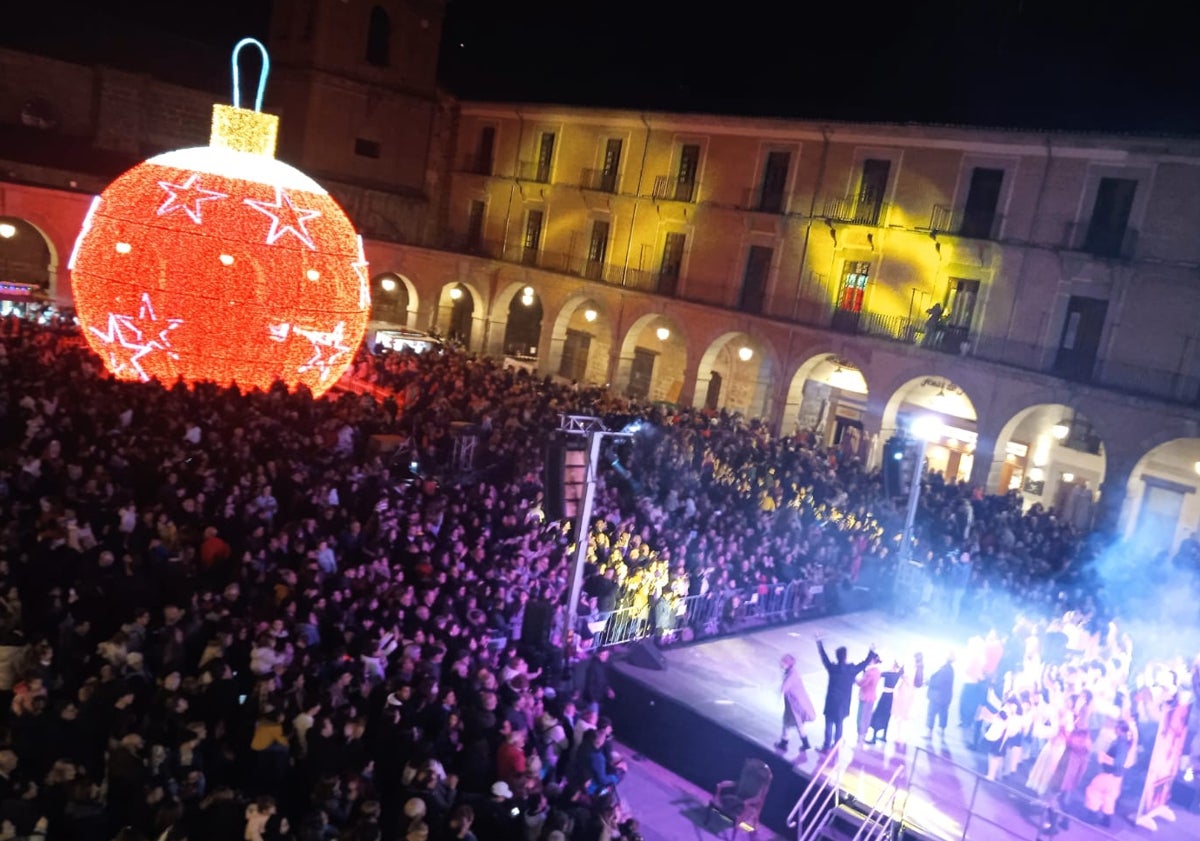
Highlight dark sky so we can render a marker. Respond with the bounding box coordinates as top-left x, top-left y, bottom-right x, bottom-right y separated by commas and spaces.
4, 0, 1198, 133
